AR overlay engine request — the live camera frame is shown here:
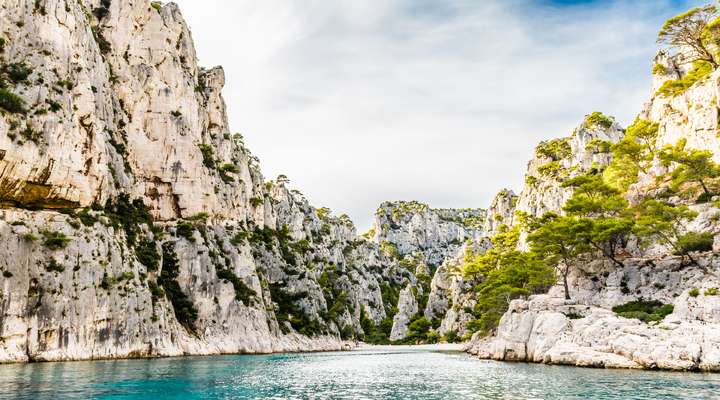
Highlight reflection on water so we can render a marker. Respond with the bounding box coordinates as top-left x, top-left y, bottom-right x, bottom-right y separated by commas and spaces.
0, 349, 719, 399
